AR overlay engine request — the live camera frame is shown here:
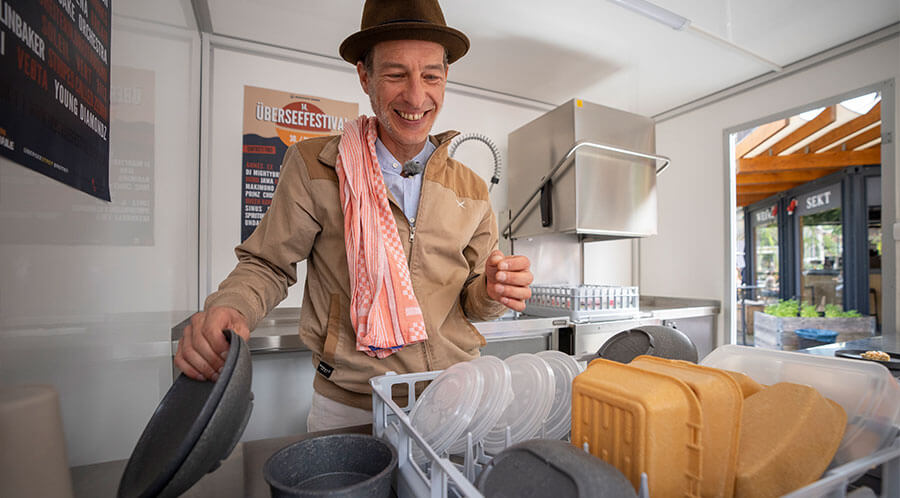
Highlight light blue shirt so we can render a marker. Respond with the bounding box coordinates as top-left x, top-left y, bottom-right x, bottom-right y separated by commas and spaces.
375, 137, 435, 223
